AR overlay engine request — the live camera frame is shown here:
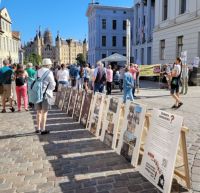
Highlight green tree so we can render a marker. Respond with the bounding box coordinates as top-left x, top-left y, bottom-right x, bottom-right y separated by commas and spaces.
76, 53, 86, 66
28, 53, 42, 66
